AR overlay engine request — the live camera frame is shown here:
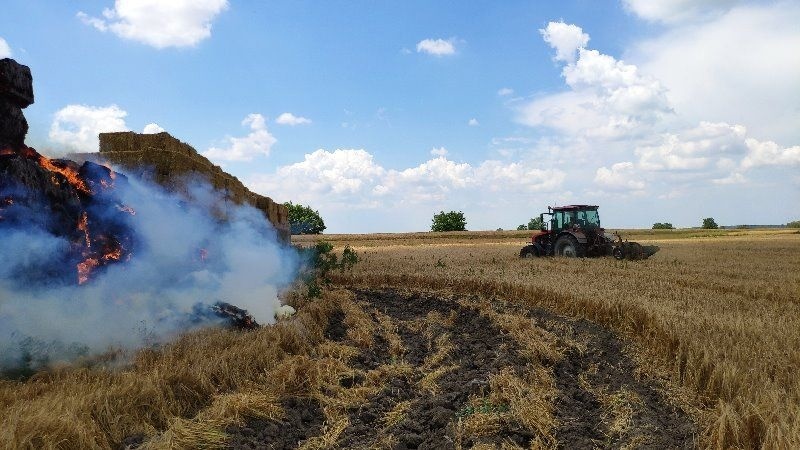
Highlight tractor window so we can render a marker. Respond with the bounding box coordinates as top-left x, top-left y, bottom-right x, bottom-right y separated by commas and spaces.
553, 212, 564, 229
581, 210, 600, 227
